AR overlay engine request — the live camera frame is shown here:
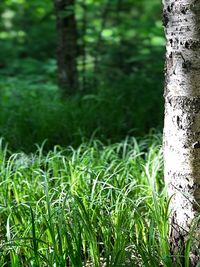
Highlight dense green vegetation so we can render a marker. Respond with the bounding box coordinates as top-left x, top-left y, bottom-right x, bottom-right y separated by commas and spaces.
0, 136, 172, 266
0, 0, 190, 266
0, 136, 196, 266
0, 69, 163, 152
0, 0, 164, 151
